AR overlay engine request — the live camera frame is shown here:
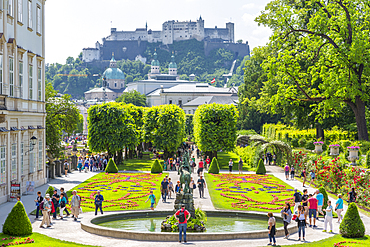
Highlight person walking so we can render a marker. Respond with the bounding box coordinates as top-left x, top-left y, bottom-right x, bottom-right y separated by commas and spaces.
273, 153, 276, 165
160, 178, 169, 203
175, 205, 191, 243
59, 193, 67, 219
290, 165, 295, 180
60, 188, 70, 217
284, 163, 290, 180
64, 160, 69, 177
308, 194, 318, 227
335, 194, 344, 223
238, 158, 243, 174
301, 189, 309, 222
267, 212, 276, 246
310, 170, 316, 186
189, 178, 195, 194
316, 190, 325, 220
168, 178, 174, 199
77, 157, 83, 172
71, 190, 81, 221
145, 190, 156, 210
280, 202, 292, 239
94, 191, 104, 215
34, 191, 43, 220
175, 181, 181, 193
293, 189, 302, 214
40, 194, 52, 228
323, 200, 333, 233
197, 175, 206, 198
51, 190, 59, 220
228, 159, 233, 174
348, 187, 357, 203
205, 156, 211, 171
198, 159, 204, 176
301, 168, 307, 187
297, 205, 306, 242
